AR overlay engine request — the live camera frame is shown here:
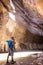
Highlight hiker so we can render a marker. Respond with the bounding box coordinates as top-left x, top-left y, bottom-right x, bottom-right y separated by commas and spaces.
6, 37, 16, 63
